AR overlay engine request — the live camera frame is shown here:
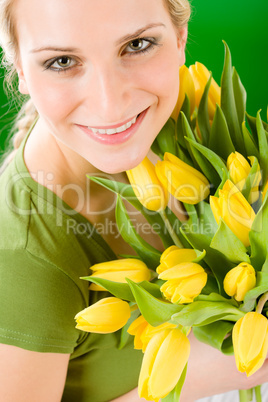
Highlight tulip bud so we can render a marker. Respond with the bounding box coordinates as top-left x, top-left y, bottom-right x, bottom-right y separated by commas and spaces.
210, 180, 255, 247
227, 152, 261, 204
159, 262, 207, 304
126, 157, 168, 211
74, 297, 131, 333
127, 315, 176, 352
155, 152, 210, 205
88, 259, 151, 291
188, 62, 221, 119
138, 328, 190, 401
171, 65, 196, 121
233, 312, 268, 376
157, 245, 197, 274
223, 262, 256, 301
